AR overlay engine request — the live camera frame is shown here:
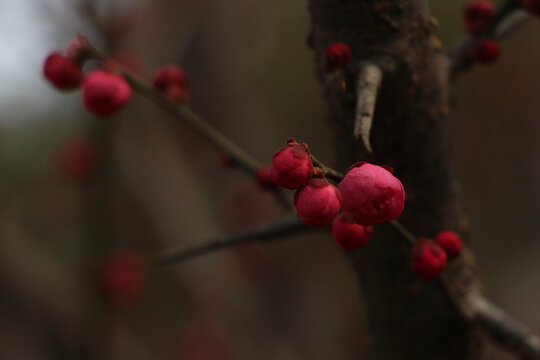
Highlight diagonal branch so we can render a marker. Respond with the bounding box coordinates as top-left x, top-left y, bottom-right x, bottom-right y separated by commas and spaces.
448, 1, 531, 79
467, 293, 540, 359
354, 63, 383, 152
83, 41, 291, 209
149, 215, 310, 265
